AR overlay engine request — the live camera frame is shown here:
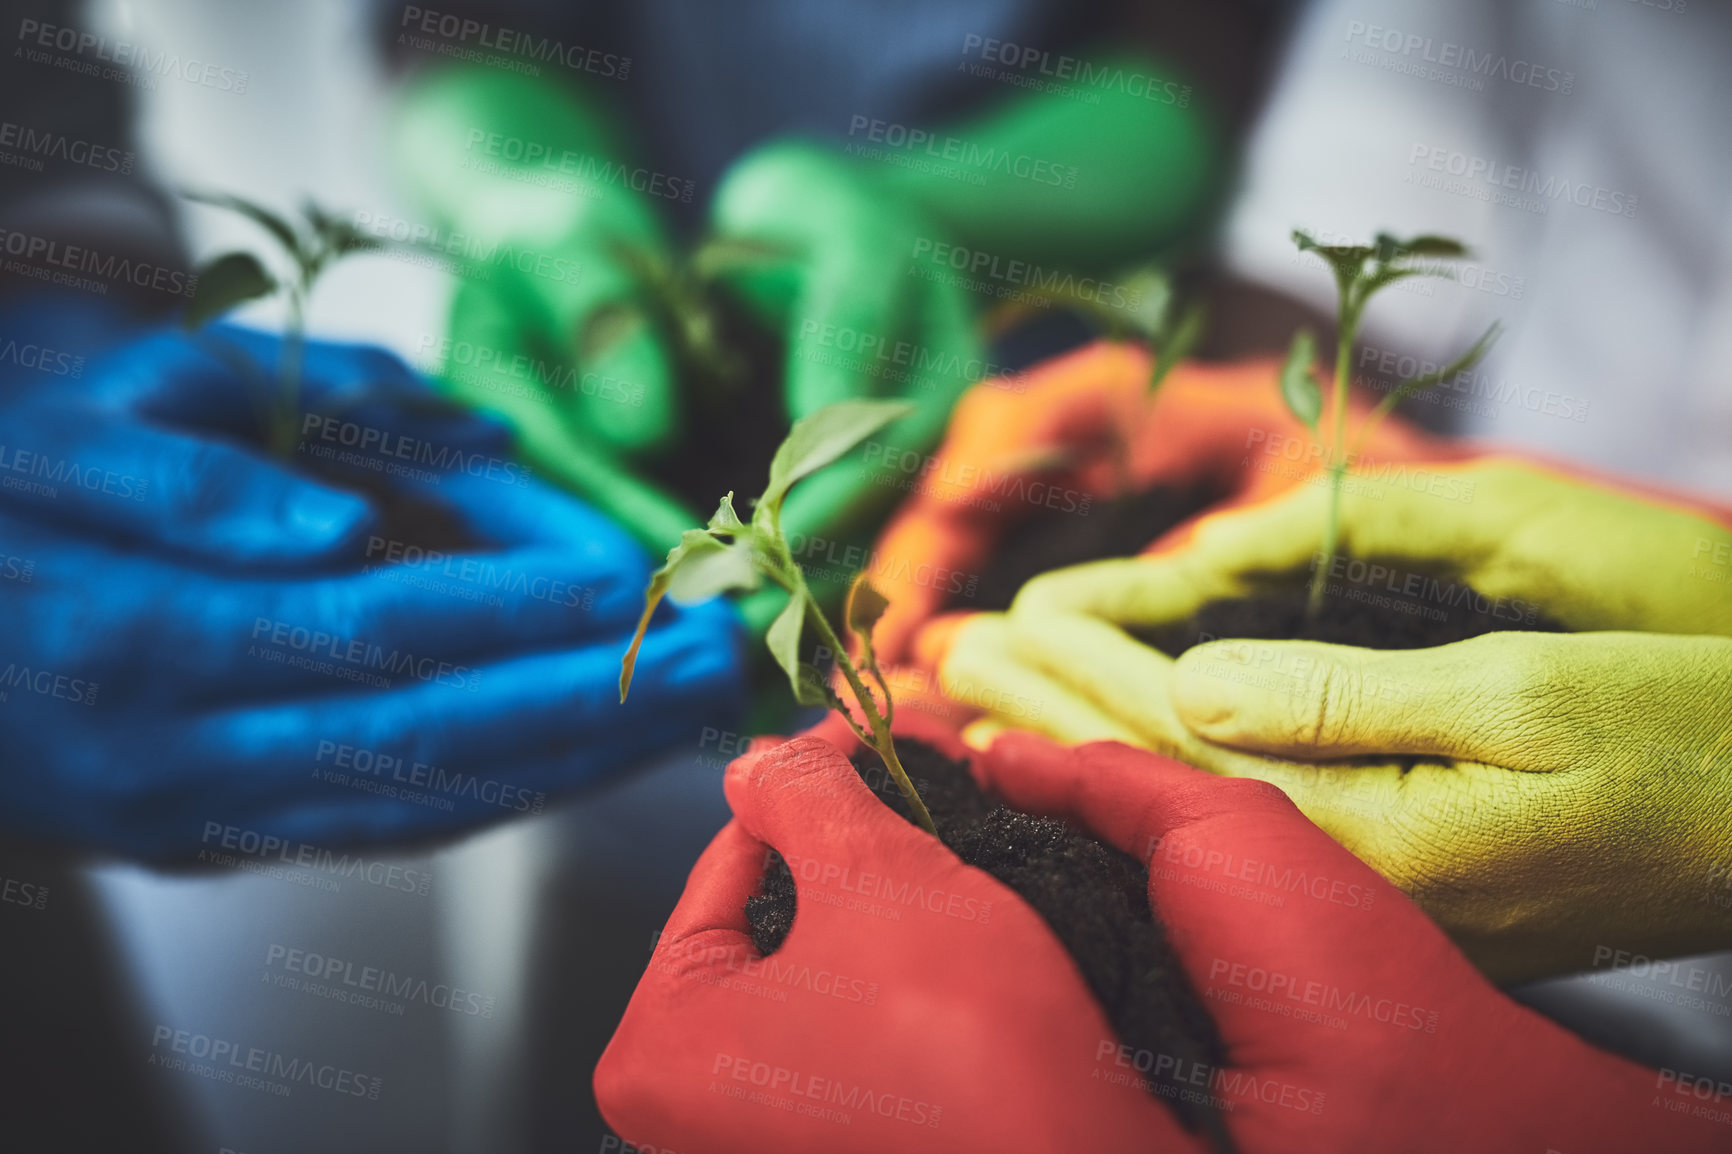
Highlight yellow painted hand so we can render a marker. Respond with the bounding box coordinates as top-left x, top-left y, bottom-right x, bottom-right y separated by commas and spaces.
939, 460, 1732, 979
